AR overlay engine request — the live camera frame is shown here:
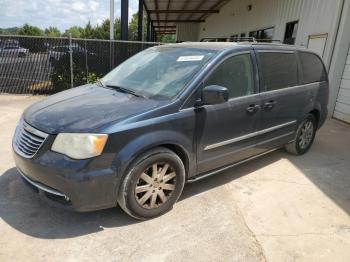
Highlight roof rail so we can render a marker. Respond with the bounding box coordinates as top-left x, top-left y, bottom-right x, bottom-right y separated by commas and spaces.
200, 37, 281, 43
